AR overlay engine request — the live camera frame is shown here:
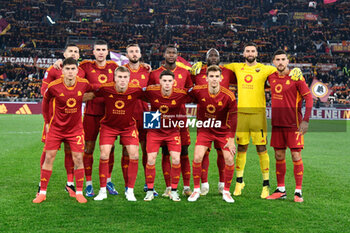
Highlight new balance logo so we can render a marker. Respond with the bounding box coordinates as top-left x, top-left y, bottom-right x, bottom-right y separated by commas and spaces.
16, 104, 32, 114
143, 110, 161, 129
